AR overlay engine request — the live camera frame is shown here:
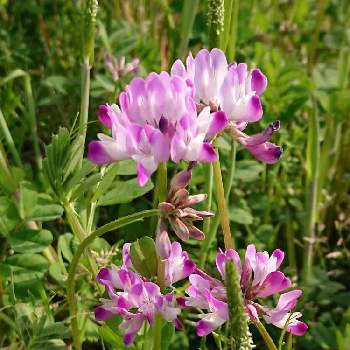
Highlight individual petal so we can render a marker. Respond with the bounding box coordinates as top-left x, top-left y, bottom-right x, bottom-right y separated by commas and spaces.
186, 223, 205, 240
98, 104, 120, 129
156, 230, 172, 259
169, 217, 190, 241
169, 169, 192, 194
256, 271, 291, 298
216, 249, 241, 280
88, 141, 113, 164
120, 313, 146, 347
271, 248, 285, 270
250, 68, 267, 95
196, 313, 225, 336
206, 111, 228, 140
246, 303, 259, 322
196, 291, 228, 336
122, 243, 132, 270
95, 306, 114, 321
171, 59, 187, 78
265, 312, 308, 336
137, 162, 151, 187
239, 121, 280, 147
287, 320, 308, 336
198, 143, 218, 162
245, 142, 283, 164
